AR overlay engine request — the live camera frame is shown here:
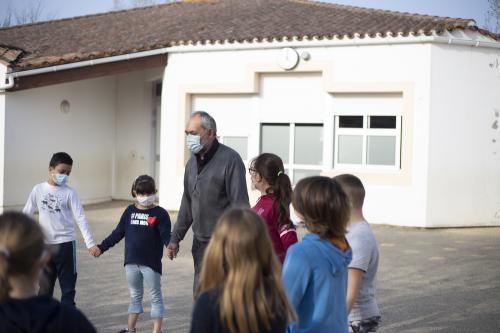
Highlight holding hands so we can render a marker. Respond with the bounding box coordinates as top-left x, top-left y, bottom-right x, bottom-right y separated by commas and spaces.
166, 242, 179, 260
88, 245, 102, 258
